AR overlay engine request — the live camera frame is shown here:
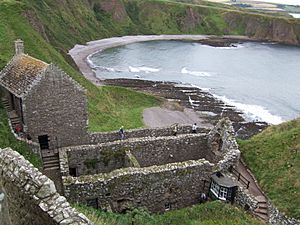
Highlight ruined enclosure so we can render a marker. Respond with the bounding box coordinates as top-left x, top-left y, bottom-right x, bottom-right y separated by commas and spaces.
60, 119, 240, 213
64, 132, 214, 176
